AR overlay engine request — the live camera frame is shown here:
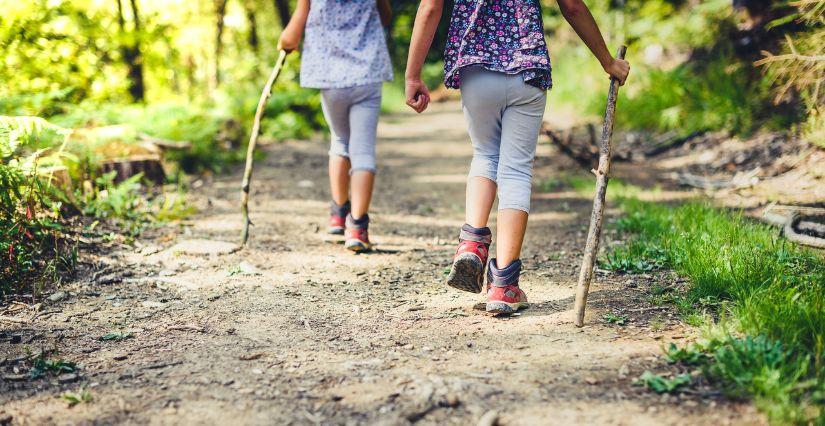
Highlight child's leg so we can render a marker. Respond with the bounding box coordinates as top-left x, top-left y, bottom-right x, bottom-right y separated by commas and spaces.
320, 88, 353, 205
461, 66, 506, 228
445, 67, 506, 293
495, 82, 547, 267
346, 83, 382, 219
466, 177, 497, 228
329, 157, 351, 206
